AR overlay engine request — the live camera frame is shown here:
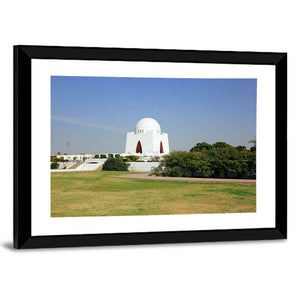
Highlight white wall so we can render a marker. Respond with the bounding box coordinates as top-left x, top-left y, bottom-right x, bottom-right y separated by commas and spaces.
125, 131, 170, 155
161, 133, 170, 154
128, 162, 160, 172
1, 1, 299, 300
76, 159, 106, 171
